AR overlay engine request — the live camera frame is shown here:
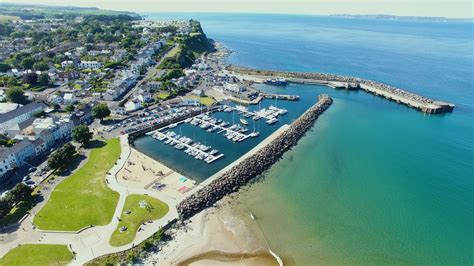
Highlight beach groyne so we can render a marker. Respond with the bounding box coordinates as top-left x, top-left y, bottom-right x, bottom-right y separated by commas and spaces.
177, 94, 333, 220
228, 65, 455, 114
